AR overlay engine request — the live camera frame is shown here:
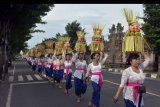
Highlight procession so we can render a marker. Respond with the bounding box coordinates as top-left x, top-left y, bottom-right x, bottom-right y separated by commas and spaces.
1, 4, 160, 107
22, 8, 151, 107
